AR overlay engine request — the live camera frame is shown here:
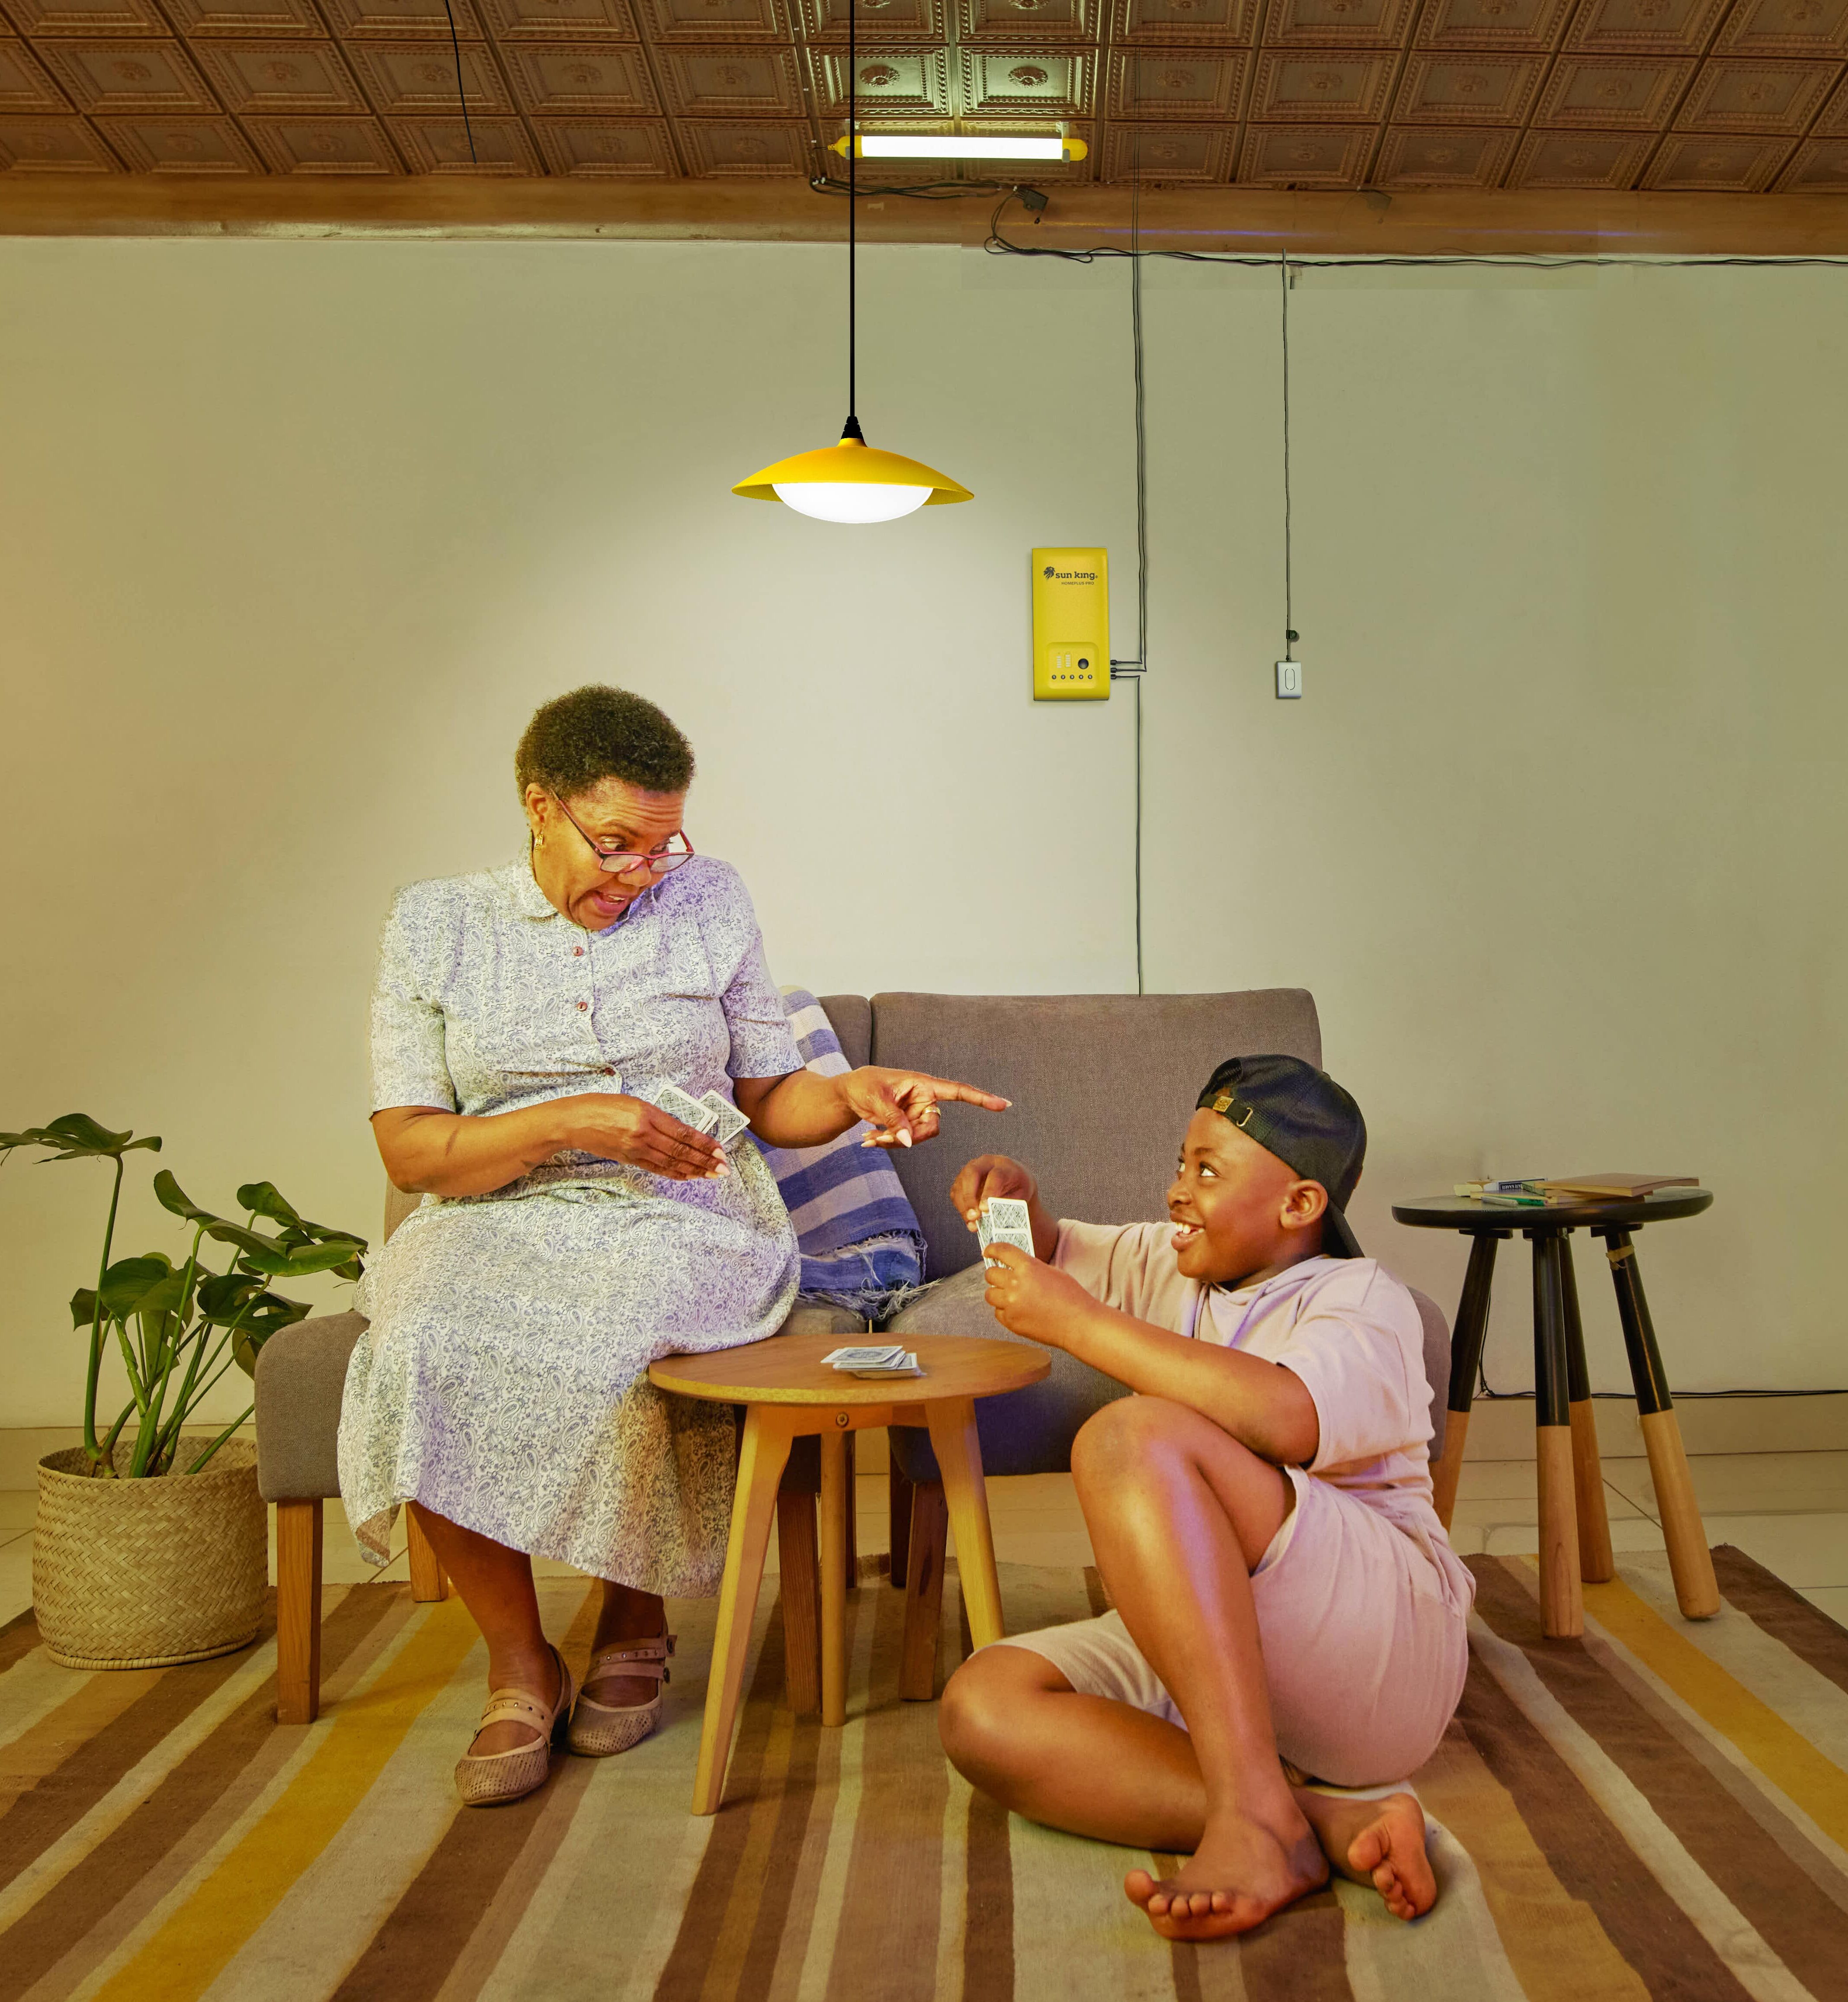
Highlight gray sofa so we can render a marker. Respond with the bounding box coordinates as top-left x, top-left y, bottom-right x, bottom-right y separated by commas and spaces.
255, 987, 1449, 1720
